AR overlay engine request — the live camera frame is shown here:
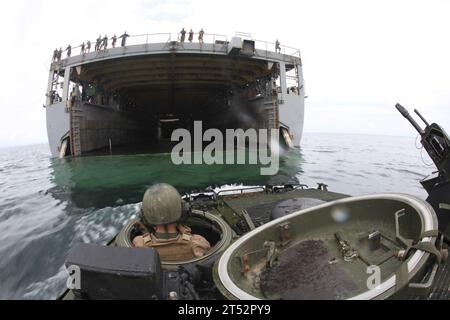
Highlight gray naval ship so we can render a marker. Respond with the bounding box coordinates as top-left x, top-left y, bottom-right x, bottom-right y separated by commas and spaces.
59, 104, 450, 300
45, 31, 305, 158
